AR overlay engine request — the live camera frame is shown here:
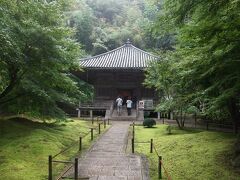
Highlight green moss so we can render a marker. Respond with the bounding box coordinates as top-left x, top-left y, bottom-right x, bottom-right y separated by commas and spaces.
134, 125, 239, 180
0, 118, 108, 179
